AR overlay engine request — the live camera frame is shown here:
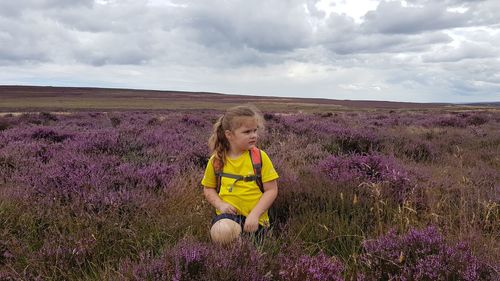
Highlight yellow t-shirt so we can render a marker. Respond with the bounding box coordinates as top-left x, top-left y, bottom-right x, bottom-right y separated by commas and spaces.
201, 149, 279, 226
